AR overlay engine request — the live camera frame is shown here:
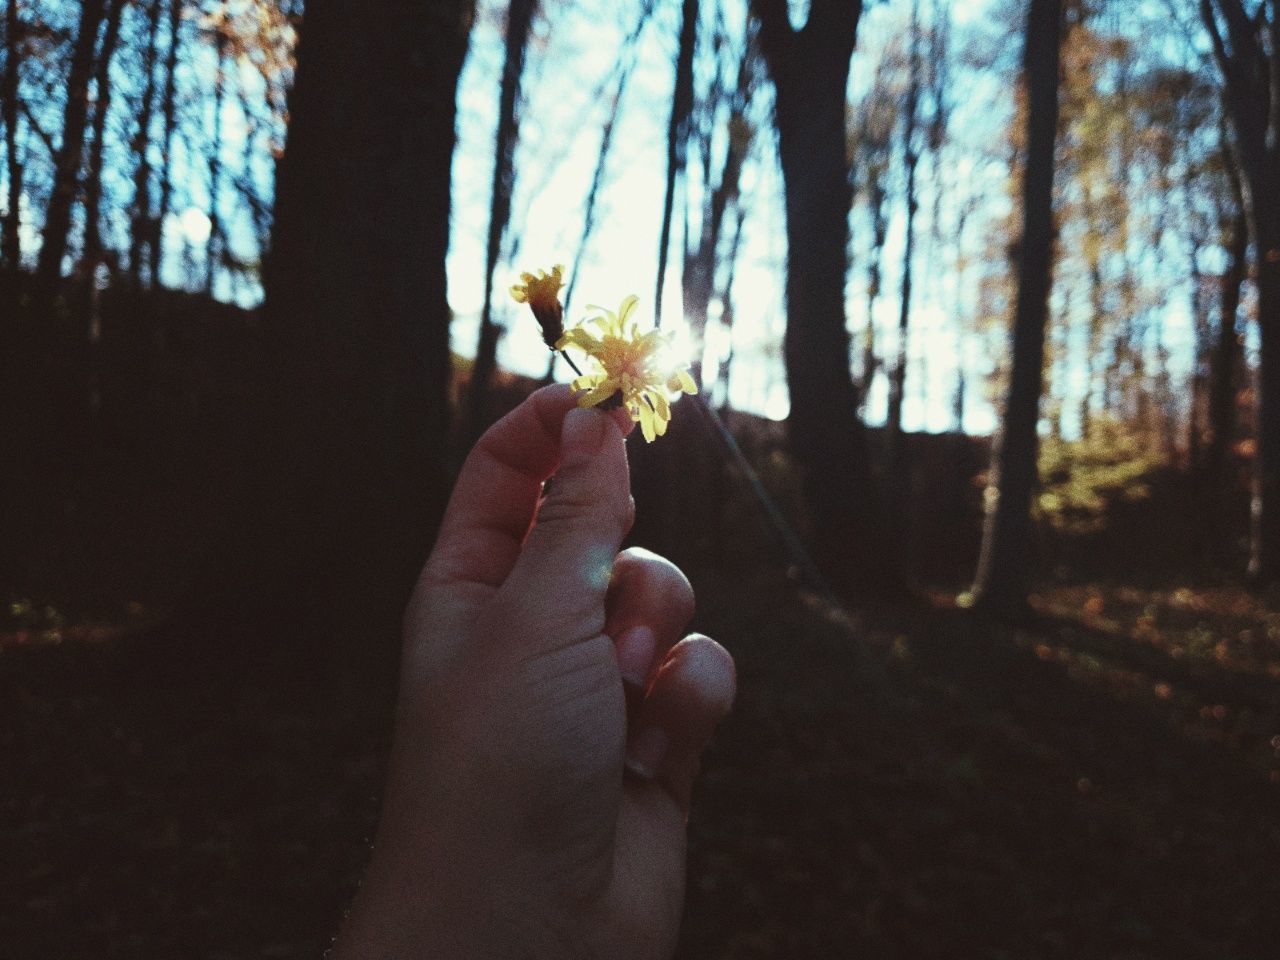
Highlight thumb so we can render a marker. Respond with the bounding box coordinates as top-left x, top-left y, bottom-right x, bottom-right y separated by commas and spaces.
505, 406, 634, 612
